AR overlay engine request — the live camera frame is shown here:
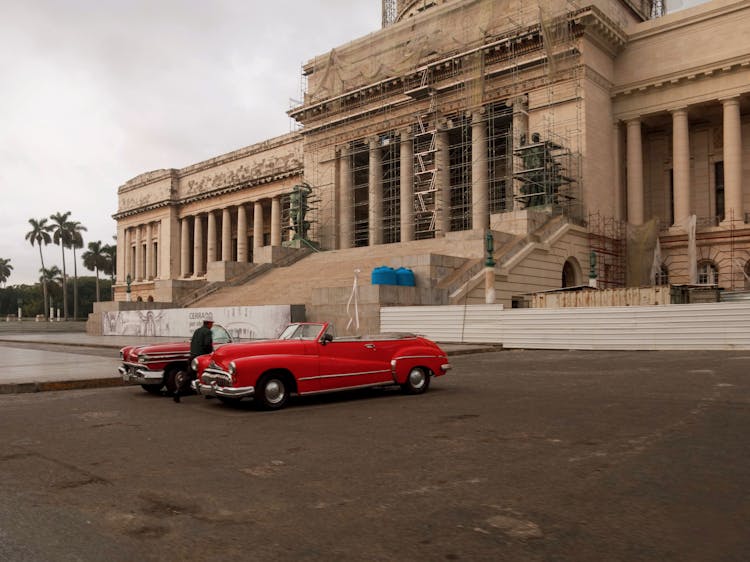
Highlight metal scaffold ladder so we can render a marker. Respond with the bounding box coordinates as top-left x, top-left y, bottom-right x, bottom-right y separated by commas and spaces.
413, 85, 438, 238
